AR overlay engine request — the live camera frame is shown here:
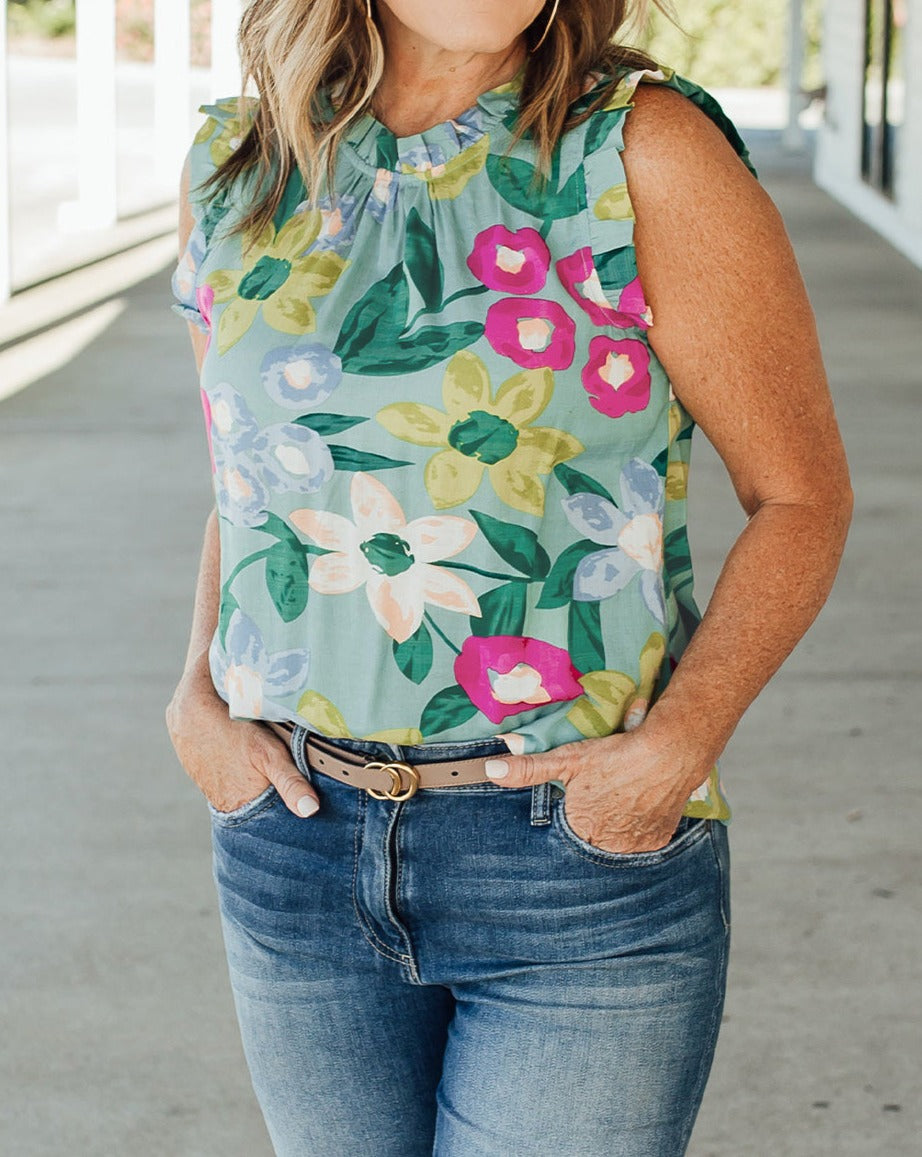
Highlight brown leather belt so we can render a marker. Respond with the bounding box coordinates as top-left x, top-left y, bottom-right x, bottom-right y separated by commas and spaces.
267, 722, 498, 801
